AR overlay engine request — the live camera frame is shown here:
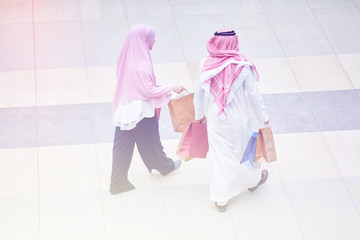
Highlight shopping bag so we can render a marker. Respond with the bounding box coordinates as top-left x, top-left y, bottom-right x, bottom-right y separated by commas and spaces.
155, 108, 161, 120
168, 92, 195, 132
240, 132, 258, 167
255, 126, 277, 163
176, 120, 209, 161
